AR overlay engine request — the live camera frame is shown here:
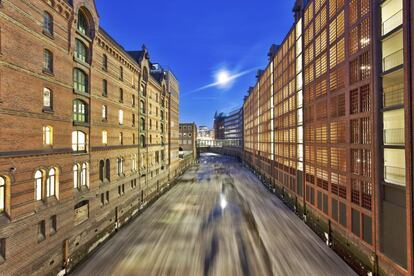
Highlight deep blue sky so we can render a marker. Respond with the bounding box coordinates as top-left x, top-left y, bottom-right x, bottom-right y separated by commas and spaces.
97, 0, 295, 127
